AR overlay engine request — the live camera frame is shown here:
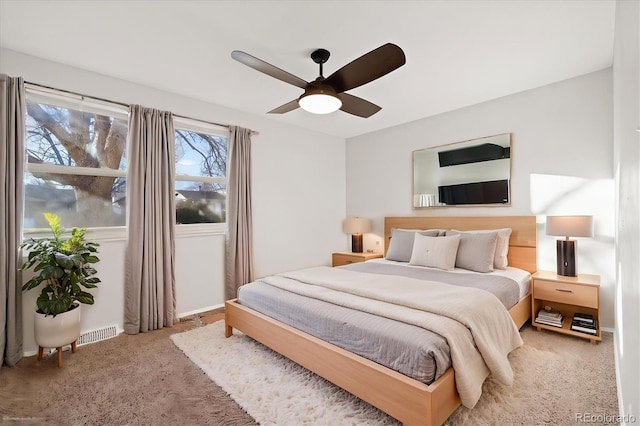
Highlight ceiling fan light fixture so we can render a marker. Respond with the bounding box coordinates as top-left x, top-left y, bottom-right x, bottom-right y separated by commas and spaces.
298, 91, 342, 115
232, 43, 405, 117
